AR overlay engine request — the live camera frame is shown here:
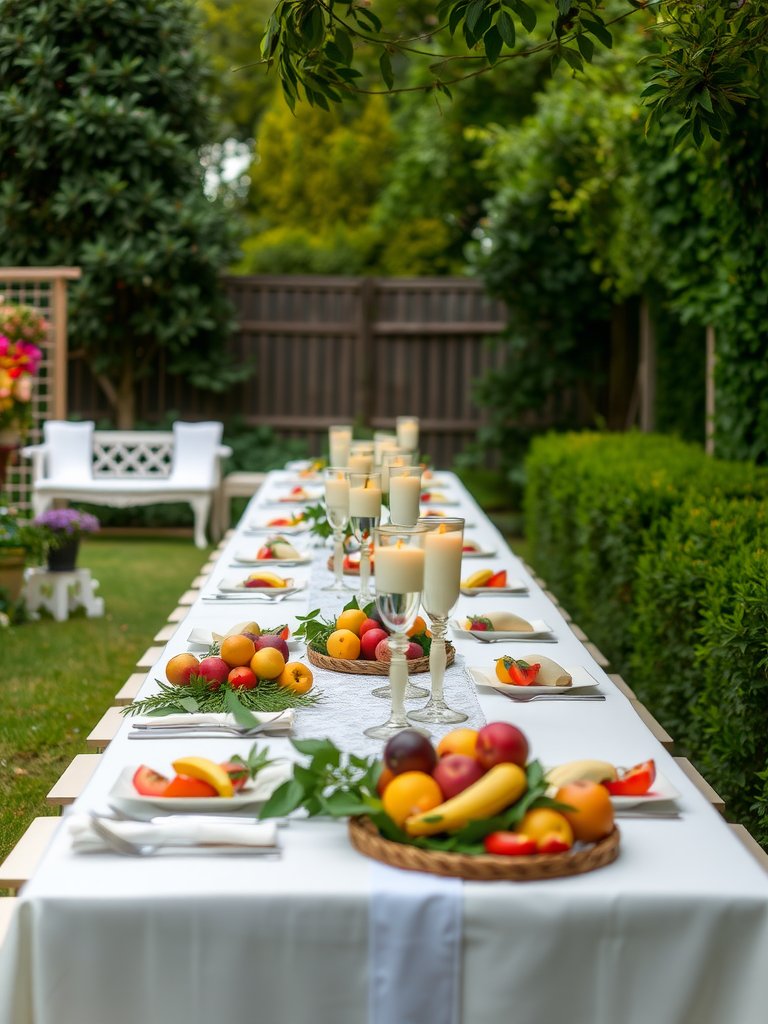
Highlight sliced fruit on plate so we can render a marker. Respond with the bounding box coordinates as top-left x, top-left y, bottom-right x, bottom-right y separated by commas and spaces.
462, 611, 534, 632
256, 536, 302, 560
463, 568, 494, 588
245, 571, 288, 588
132, 765, 169, 797
171, 756, 234, 798
545, 759, 618, 789
465, 615, 494, 631
604, 759, 656, 796
515, 654, 572, 687
495, 657, 541, 686
163, 775, 218, 798
486, 570, 508, 588
462, 540, 481, 552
